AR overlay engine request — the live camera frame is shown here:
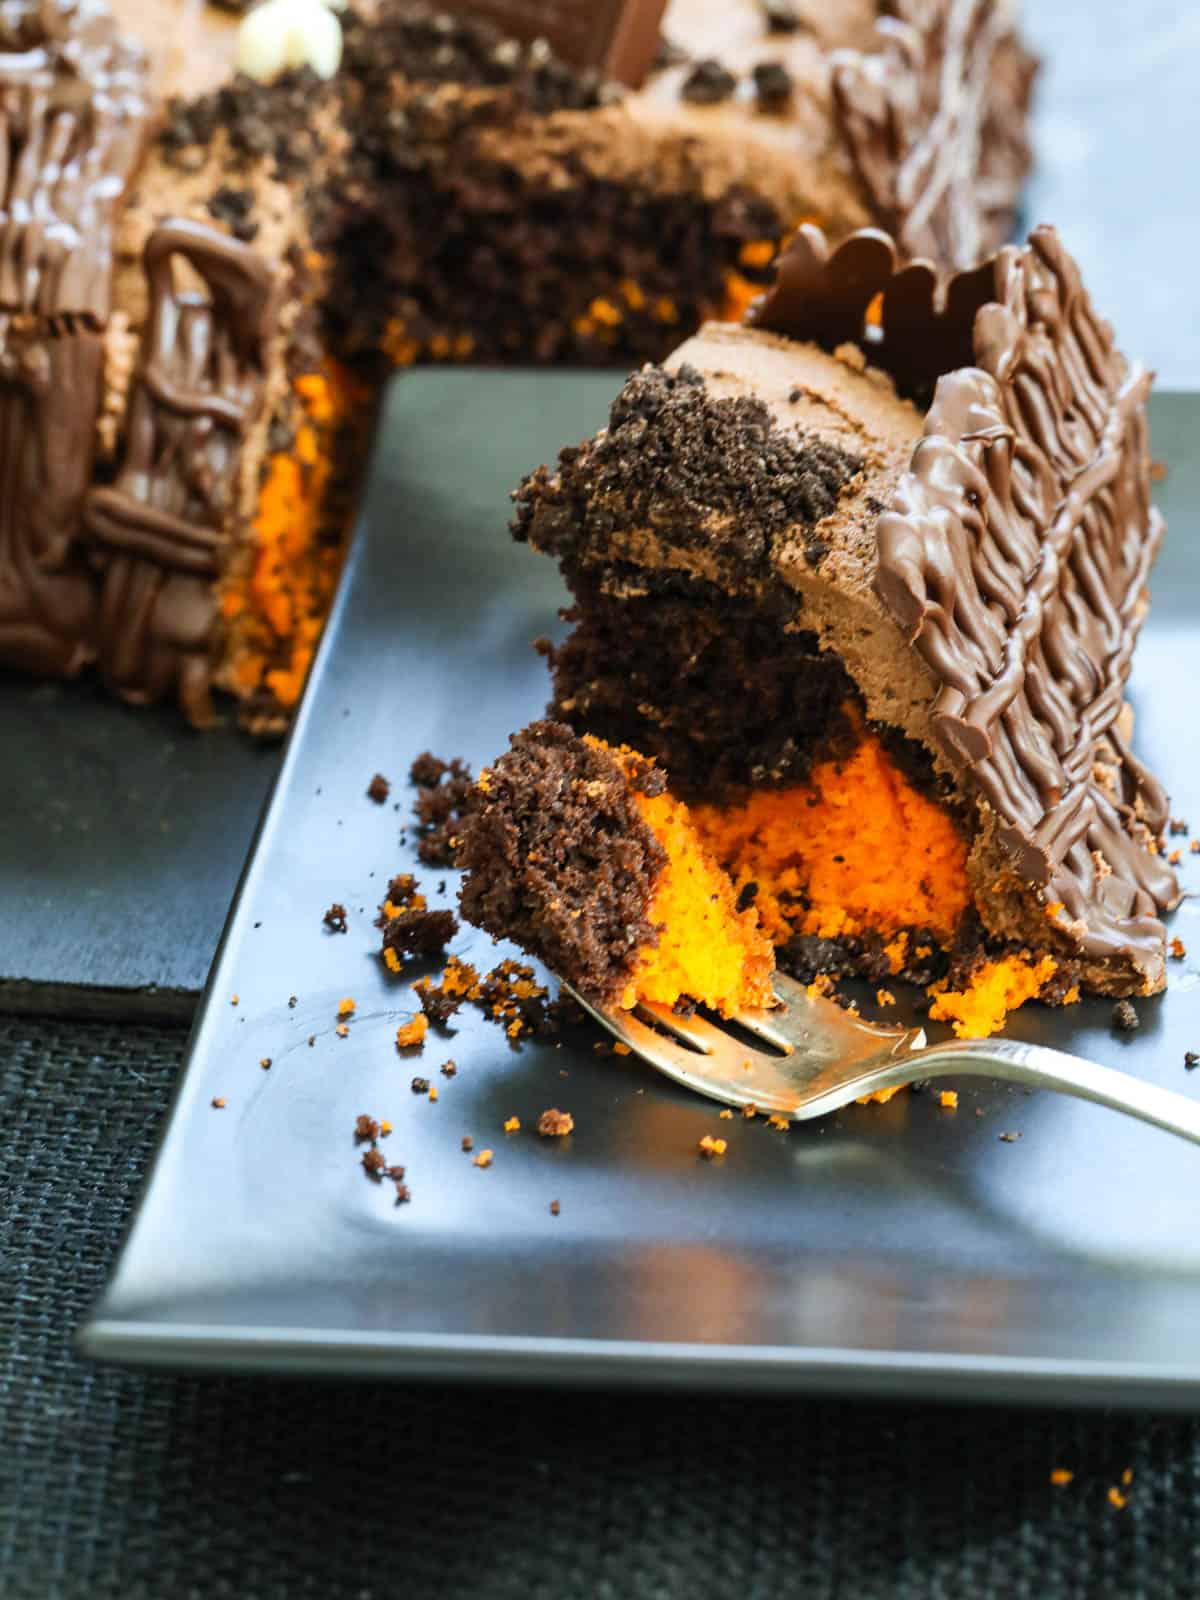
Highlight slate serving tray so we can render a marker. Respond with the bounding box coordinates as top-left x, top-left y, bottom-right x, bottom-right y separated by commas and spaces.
80, 373, 1200, 1405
